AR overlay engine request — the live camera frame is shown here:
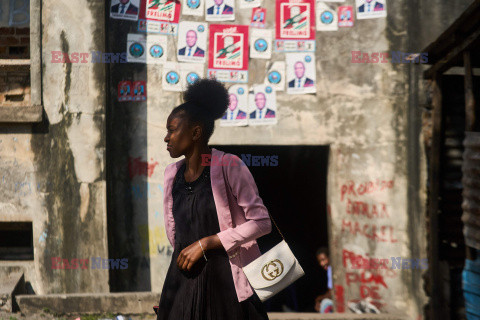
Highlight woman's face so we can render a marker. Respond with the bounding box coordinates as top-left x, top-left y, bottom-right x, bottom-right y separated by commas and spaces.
164, 113, 195, 158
